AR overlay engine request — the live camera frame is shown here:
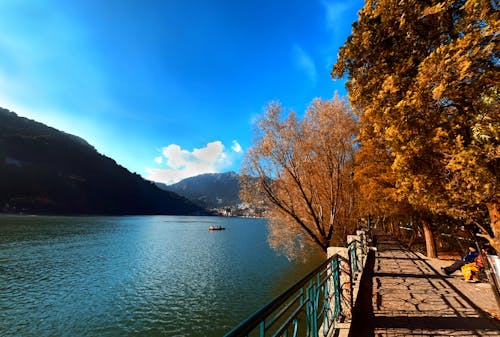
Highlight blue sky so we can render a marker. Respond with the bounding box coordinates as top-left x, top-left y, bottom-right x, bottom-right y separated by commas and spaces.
0, 0, 364, 184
